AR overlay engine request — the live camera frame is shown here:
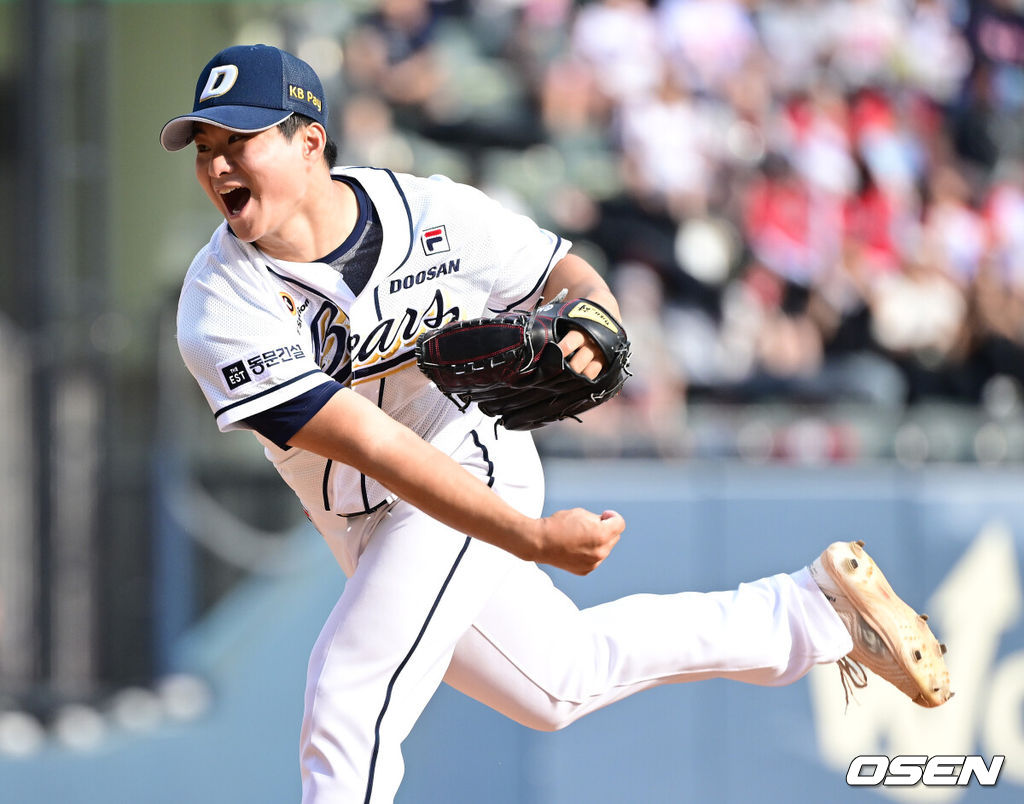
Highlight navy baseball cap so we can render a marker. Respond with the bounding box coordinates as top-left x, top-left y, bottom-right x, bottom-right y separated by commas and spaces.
160, 44, 328, 151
